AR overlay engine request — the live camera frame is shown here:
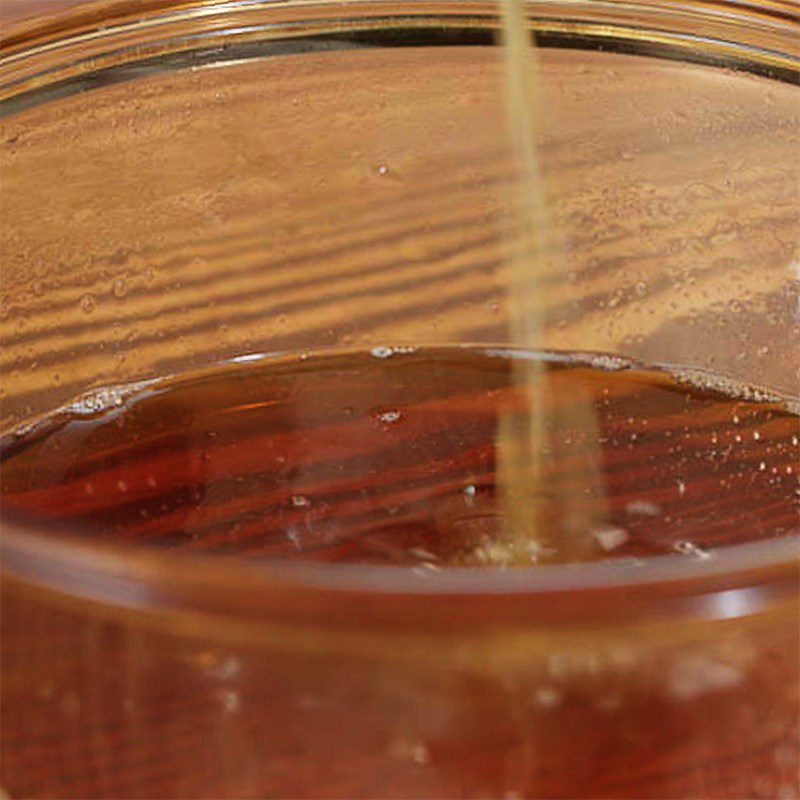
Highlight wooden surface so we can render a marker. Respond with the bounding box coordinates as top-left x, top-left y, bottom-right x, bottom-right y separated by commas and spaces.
2, 47, 797, 432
